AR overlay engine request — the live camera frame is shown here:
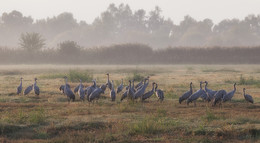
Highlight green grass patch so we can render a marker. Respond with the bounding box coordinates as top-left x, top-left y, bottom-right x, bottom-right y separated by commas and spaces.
40, 70, 93, 82
202, 68, 239, 73
29, 107, 46, 124
128, 117, 163, 136
126, 71, 145, 82
202, 108, 219, 122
